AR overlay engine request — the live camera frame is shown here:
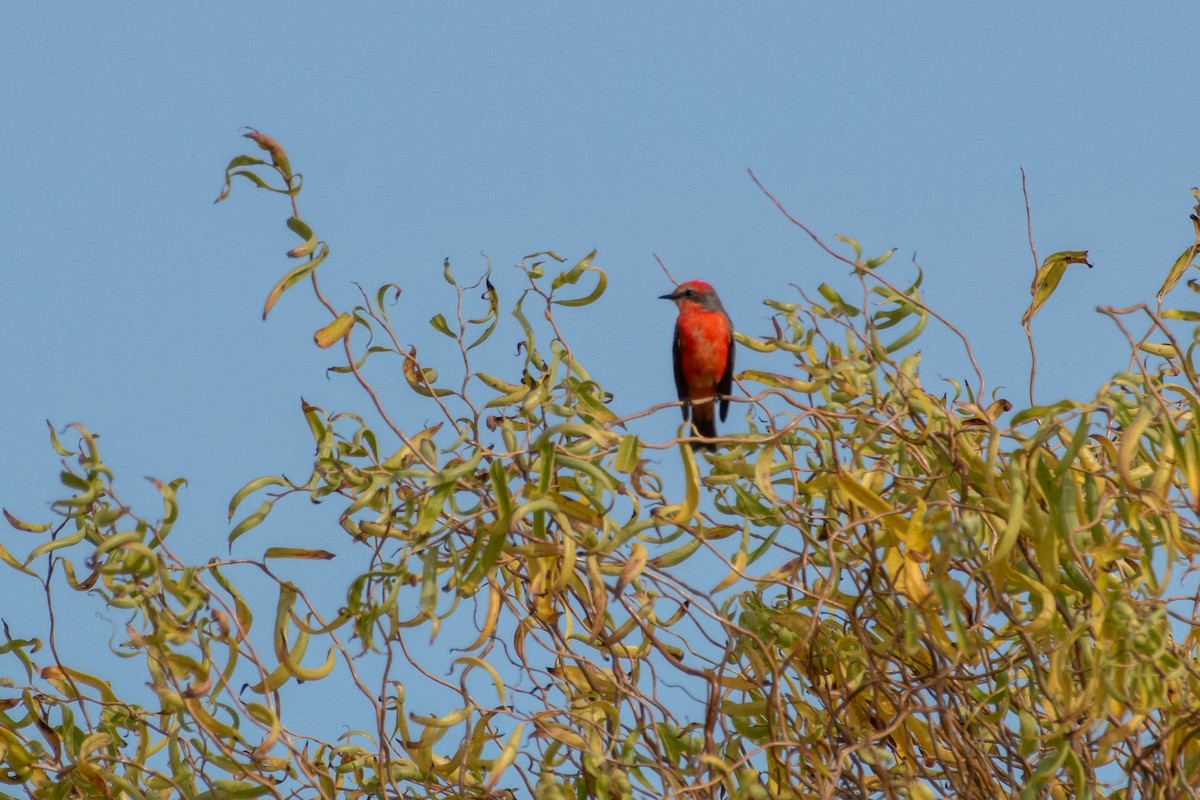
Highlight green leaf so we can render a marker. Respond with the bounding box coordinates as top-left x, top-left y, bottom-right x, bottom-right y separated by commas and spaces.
228, 498, 277, 546
1022, 250, 1092, 326
466, 278, 500, 350
523, 249, 566, 262
738, 370, 817, 393
420, 547, 440, 632
429, 313, 456, 338
817, 283, 860, 316
227, 475, 287, 521
46, 419, 75, 456
3, 509, 50, 533
25, 529, 86, 563
285, 216, 317, 258
460, 460, 514, 595
864, 247, 897, 270
550, 250, 608, 307
263, 242, 329, 319
403, 346, 454, 397
834, 234, 863, 263
264, 547, 335, 560
614, 435, 641, 474
214, 154, 267, 203
1157, 213, 1200, 302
